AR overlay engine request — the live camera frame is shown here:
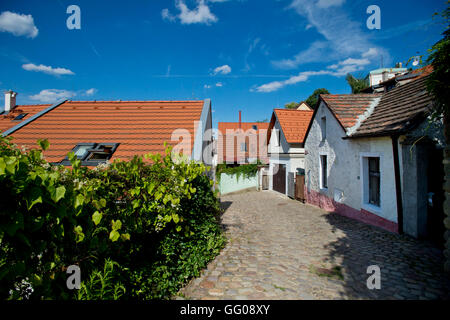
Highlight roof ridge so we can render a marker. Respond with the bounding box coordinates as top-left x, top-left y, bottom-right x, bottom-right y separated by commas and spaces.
67, 100, 204, 103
